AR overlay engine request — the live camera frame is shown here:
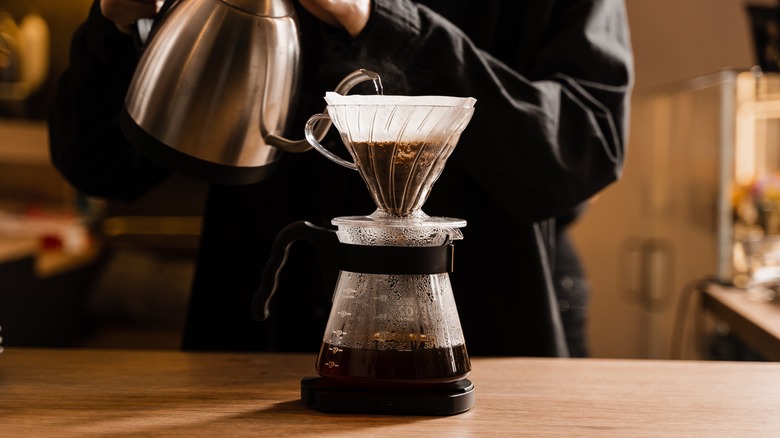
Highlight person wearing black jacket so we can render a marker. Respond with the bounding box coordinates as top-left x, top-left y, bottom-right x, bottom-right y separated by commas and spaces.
48, 0, 633, 357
